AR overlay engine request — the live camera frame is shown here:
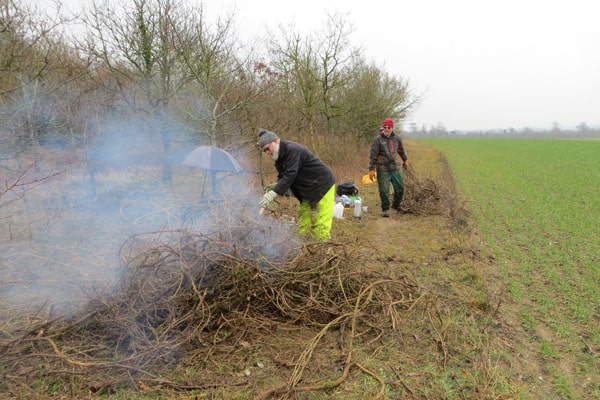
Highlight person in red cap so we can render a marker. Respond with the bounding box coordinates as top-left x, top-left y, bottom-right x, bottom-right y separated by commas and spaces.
368, 118, 409, 217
